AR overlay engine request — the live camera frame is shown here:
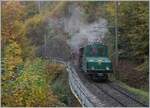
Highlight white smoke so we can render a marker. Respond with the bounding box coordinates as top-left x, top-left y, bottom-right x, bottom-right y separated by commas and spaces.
63, 4, 108, 51
47, 3, 108, 51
